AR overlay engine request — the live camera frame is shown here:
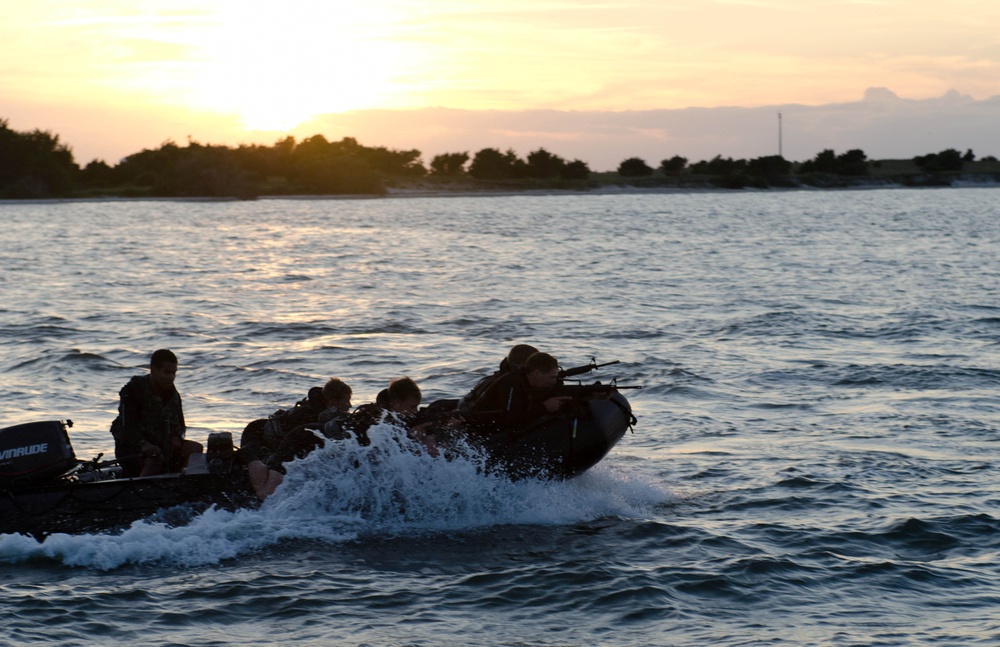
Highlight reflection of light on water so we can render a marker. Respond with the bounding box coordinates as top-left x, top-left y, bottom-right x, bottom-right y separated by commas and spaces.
824, 439, 967, 461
